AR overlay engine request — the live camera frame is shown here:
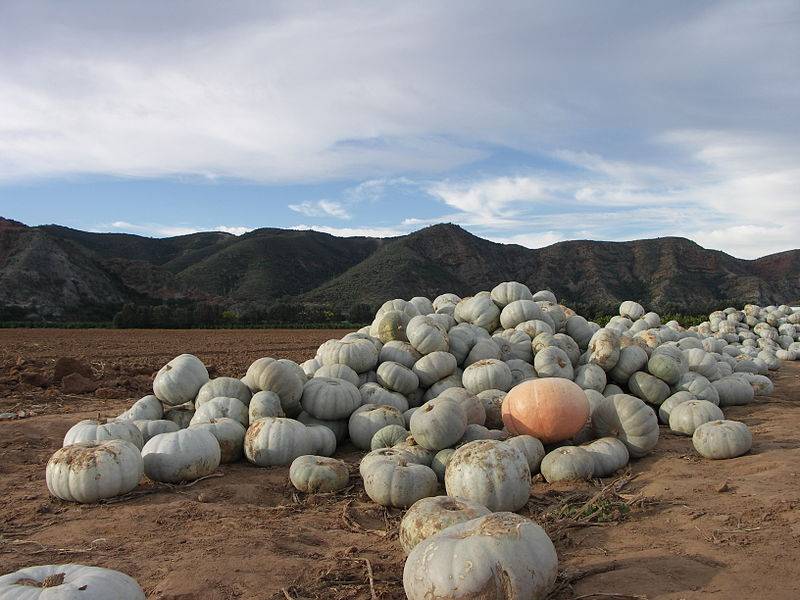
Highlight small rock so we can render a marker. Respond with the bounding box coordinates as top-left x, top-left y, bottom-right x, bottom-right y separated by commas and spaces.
716, 481, 729, 493
62, 373, 99, 394
53, 357, 93, 383
21, 371, 49, 387
0, 412, 16, 420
